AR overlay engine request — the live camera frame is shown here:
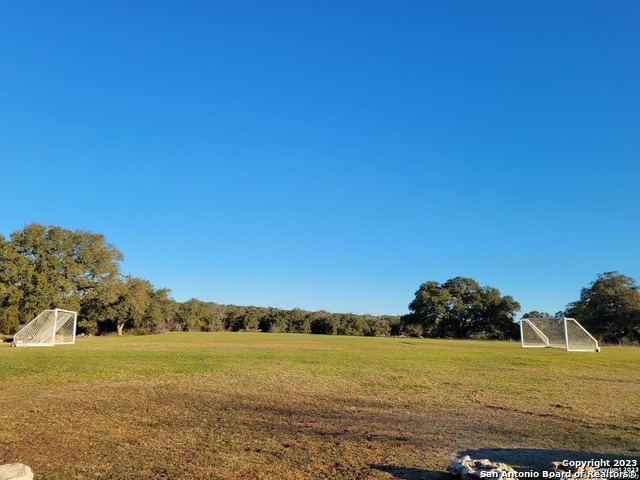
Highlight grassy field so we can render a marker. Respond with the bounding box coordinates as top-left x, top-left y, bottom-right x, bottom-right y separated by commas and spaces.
0, 333, 638, 479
